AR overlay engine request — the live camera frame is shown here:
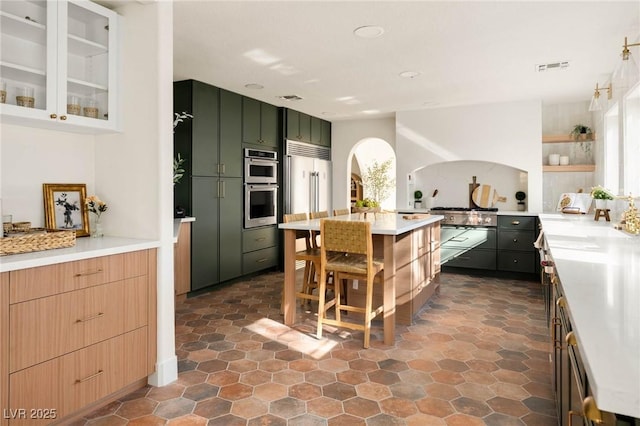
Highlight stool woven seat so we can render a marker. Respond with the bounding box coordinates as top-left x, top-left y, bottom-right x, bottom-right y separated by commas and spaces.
333, 208, 351, 216
316, 219, 385, 348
